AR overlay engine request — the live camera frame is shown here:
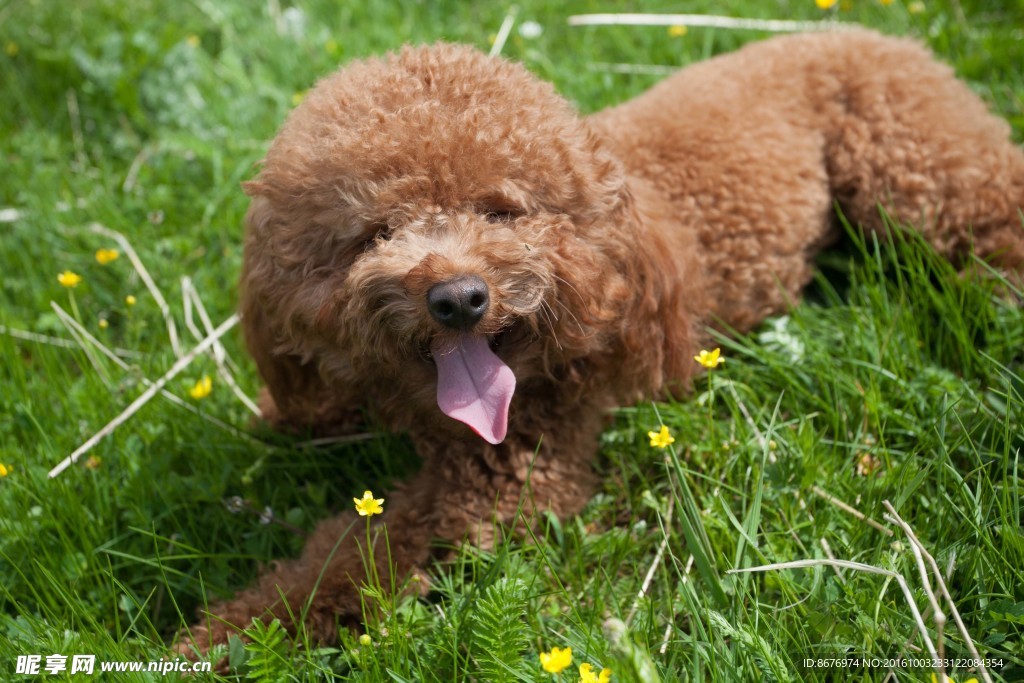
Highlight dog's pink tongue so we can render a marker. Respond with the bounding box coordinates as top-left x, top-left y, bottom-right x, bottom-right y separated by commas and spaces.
432, 334, 515, 444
